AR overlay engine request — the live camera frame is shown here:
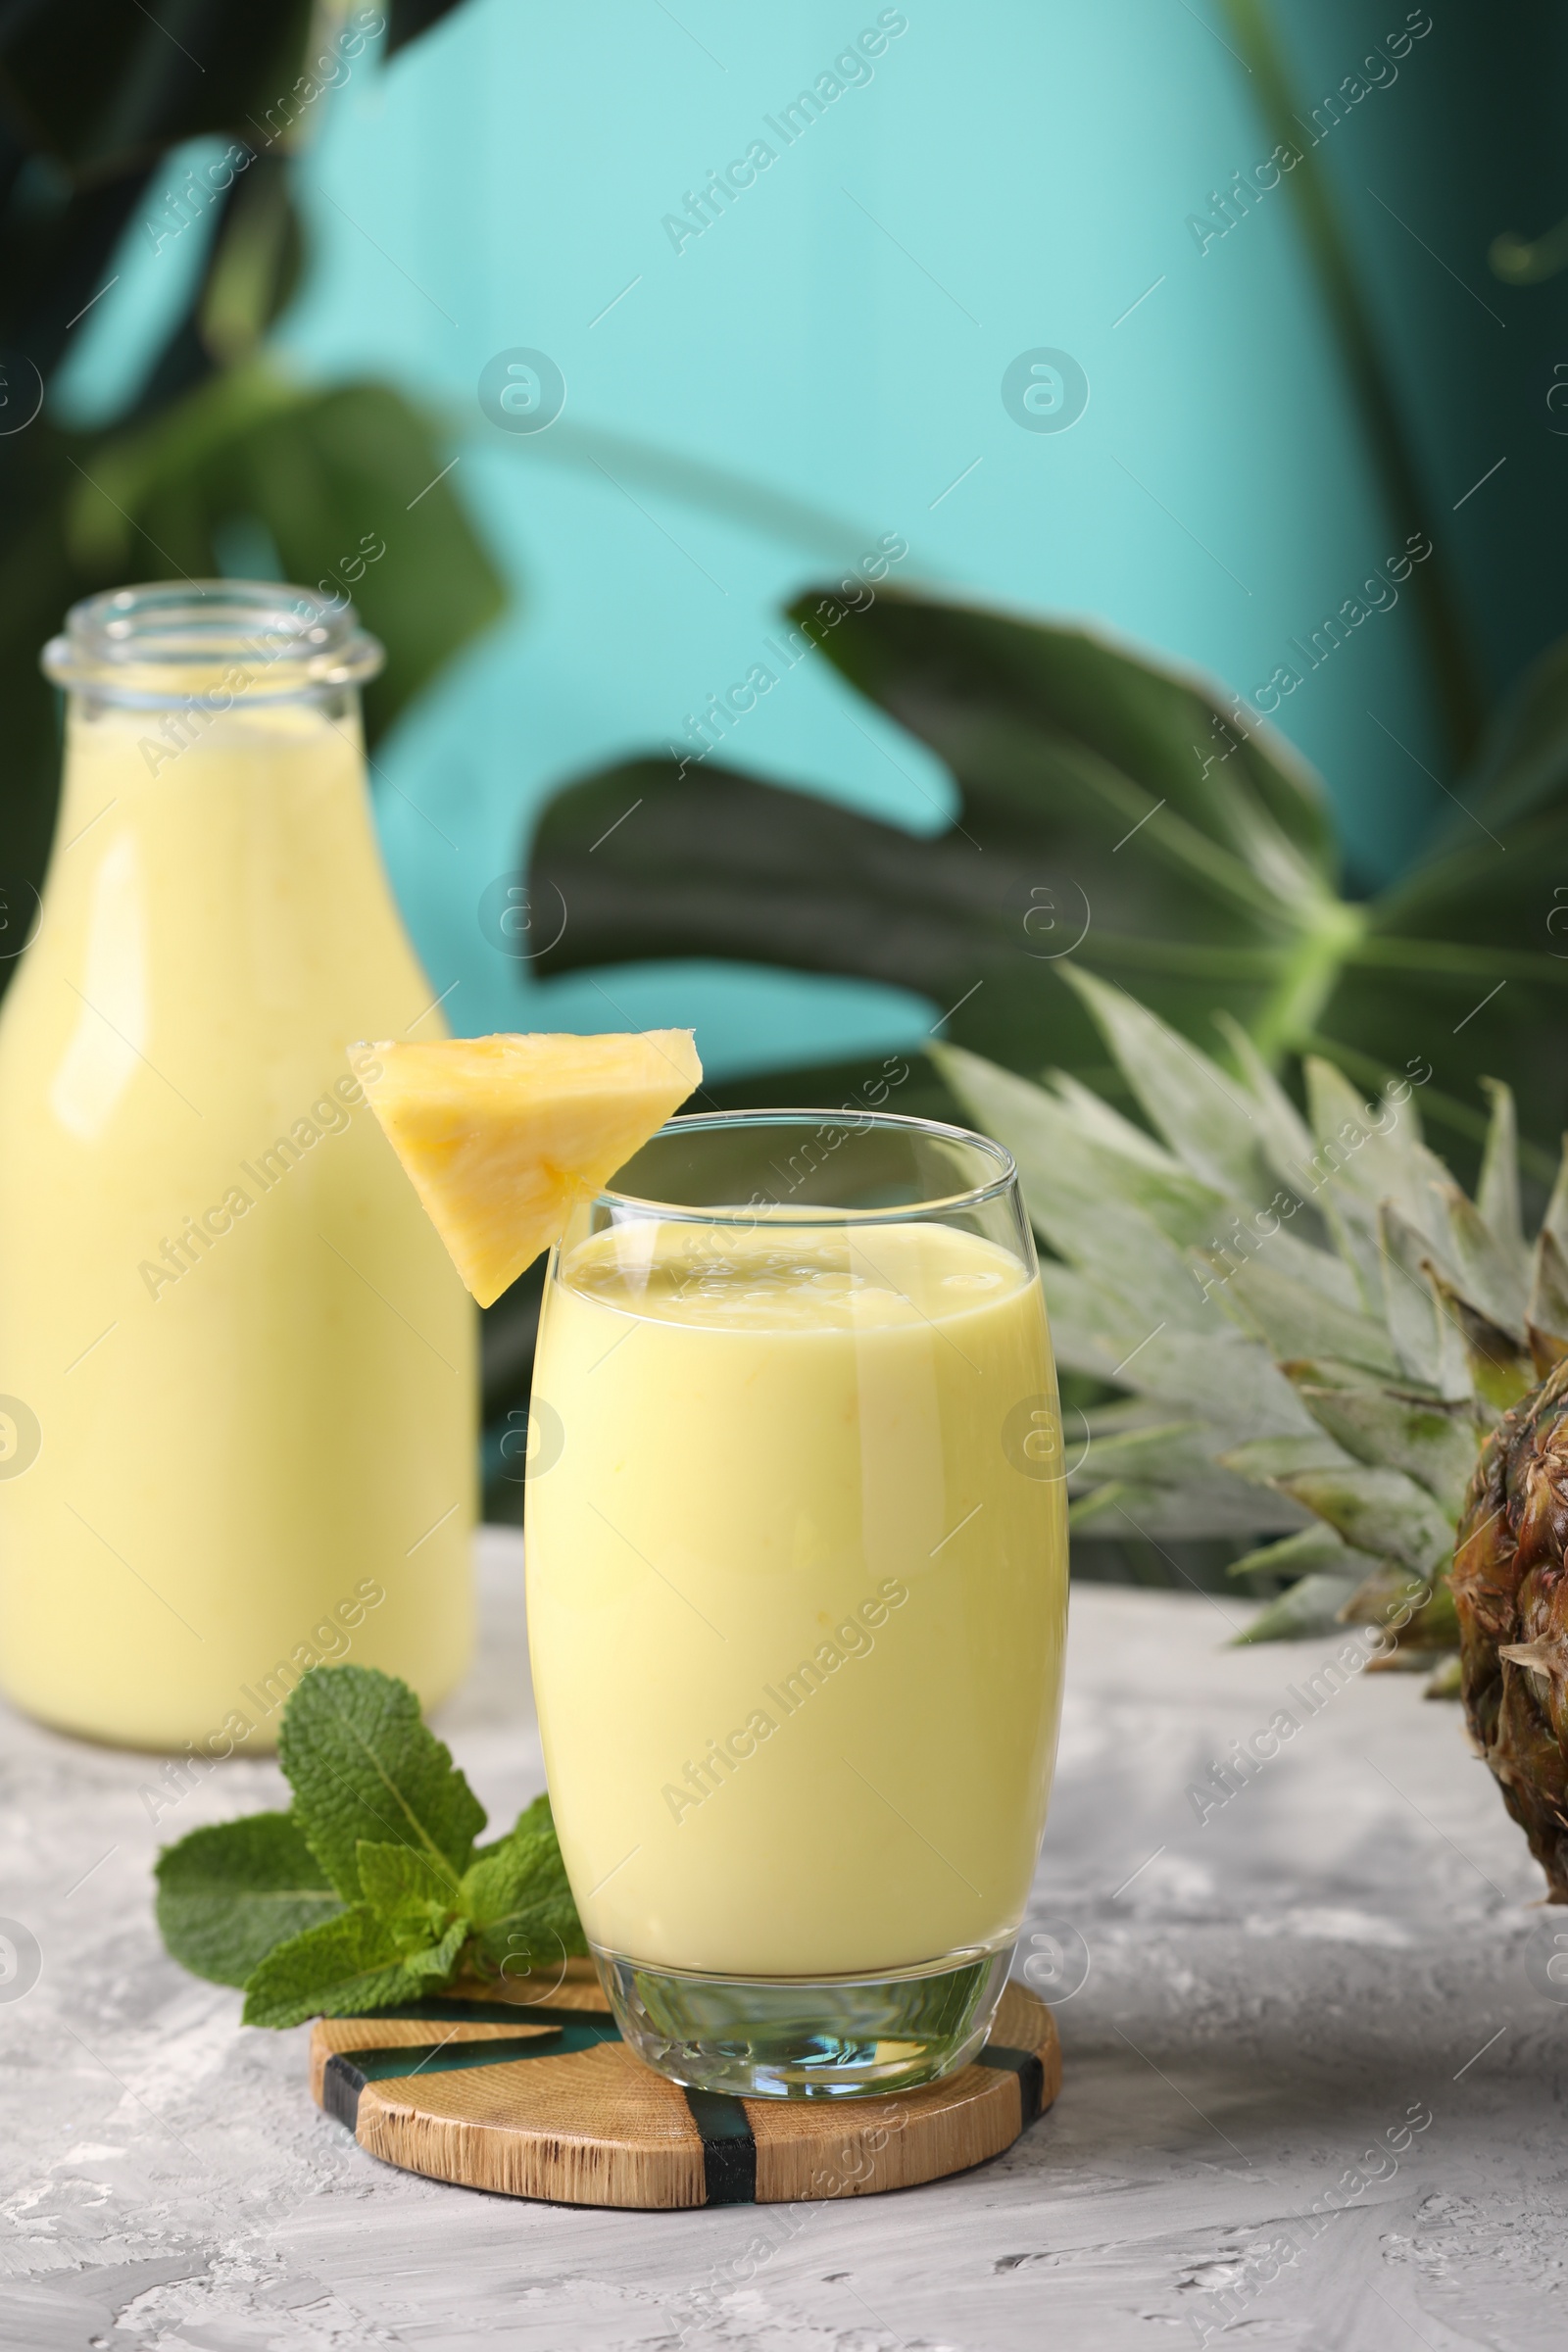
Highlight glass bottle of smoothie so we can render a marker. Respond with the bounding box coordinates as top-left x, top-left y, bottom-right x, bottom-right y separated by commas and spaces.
0, 581, 475, 1748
